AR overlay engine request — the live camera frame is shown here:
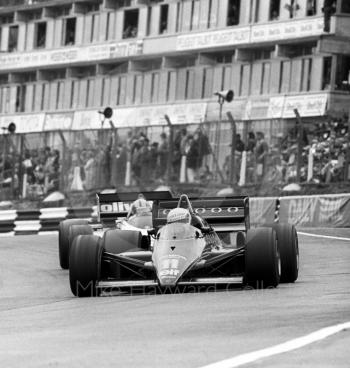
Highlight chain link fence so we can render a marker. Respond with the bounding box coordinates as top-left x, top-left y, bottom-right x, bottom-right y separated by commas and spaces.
1, 117, 349, 202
